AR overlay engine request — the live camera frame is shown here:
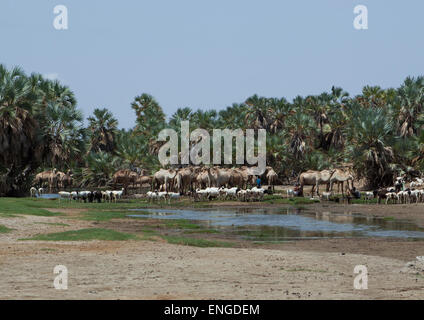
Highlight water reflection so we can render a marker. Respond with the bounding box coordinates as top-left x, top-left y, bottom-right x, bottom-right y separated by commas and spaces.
128, 208, 424, 240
